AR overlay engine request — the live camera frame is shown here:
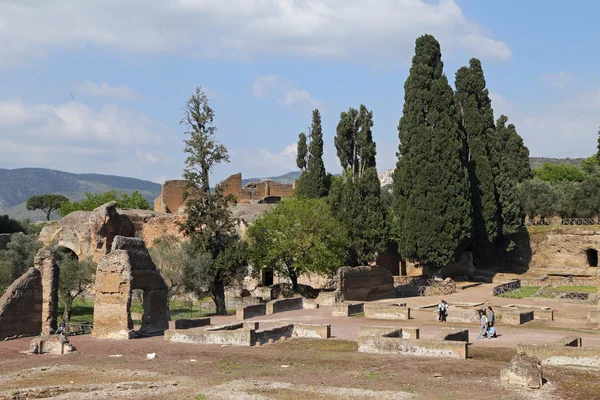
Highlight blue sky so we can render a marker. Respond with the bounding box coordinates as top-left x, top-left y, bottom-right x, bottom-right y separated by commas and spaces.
0, 0, 598, 185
